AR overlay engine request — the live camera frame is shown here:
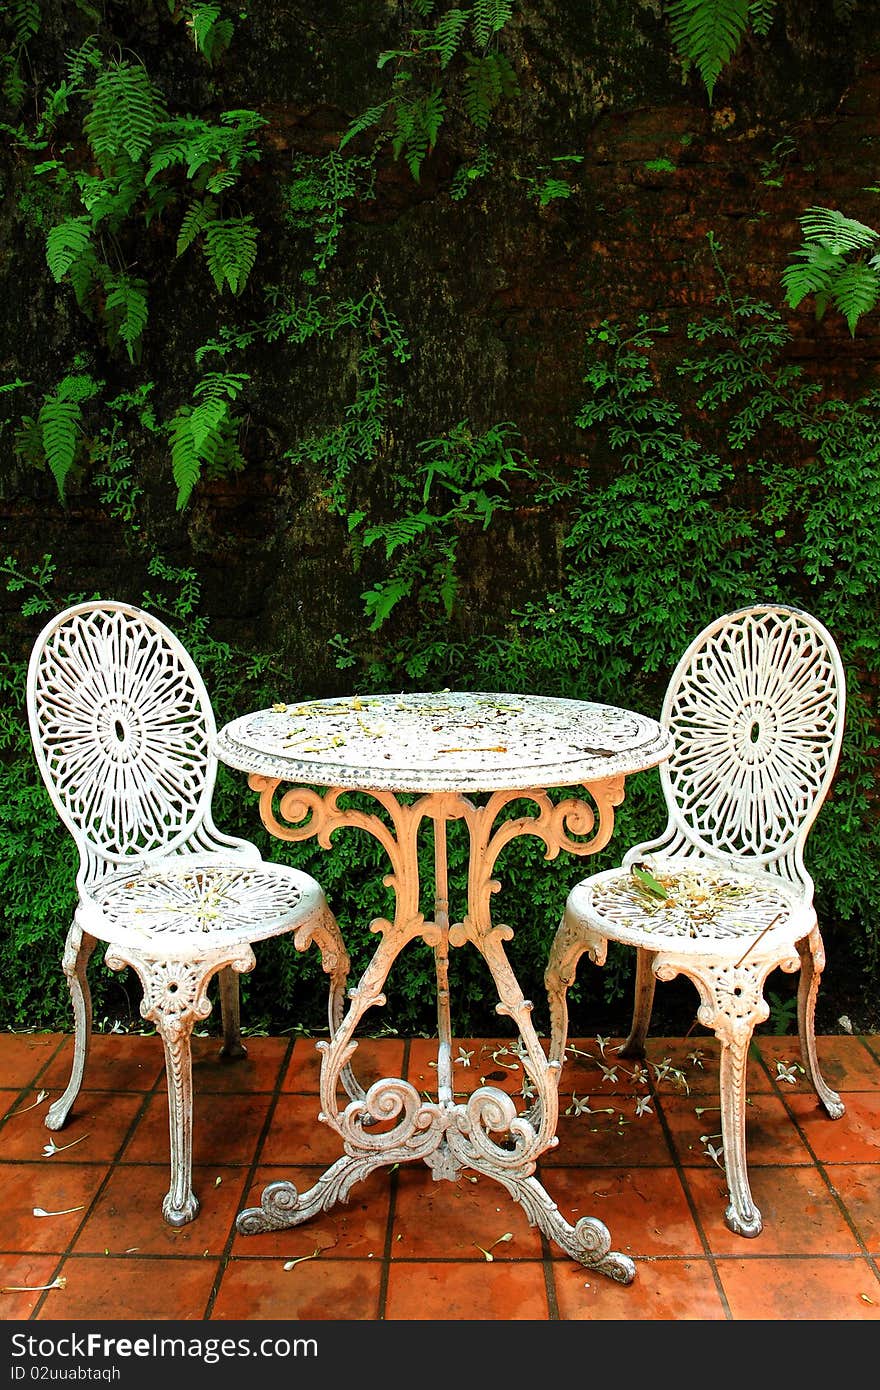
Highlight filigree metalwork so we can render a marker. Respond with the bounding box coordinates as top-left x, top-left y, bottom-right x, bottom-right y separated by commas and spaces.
27, 601, 344, 1227
235, 774, 637, 1284
552, 605, 847, 1240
